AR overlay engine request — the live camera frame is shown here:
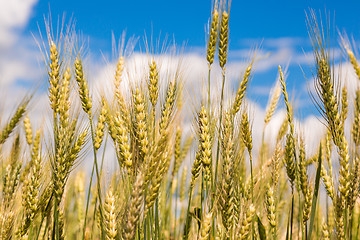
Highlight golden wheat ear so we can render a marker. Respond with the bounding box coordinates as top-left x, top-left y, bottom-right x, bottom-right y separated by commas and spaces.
104, 189, 117, 240
207, 8, 219, 66
218, 10, 229, 70
122, 169, 145, 240
74, 56, 92, 116
0, 98, 29, 145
